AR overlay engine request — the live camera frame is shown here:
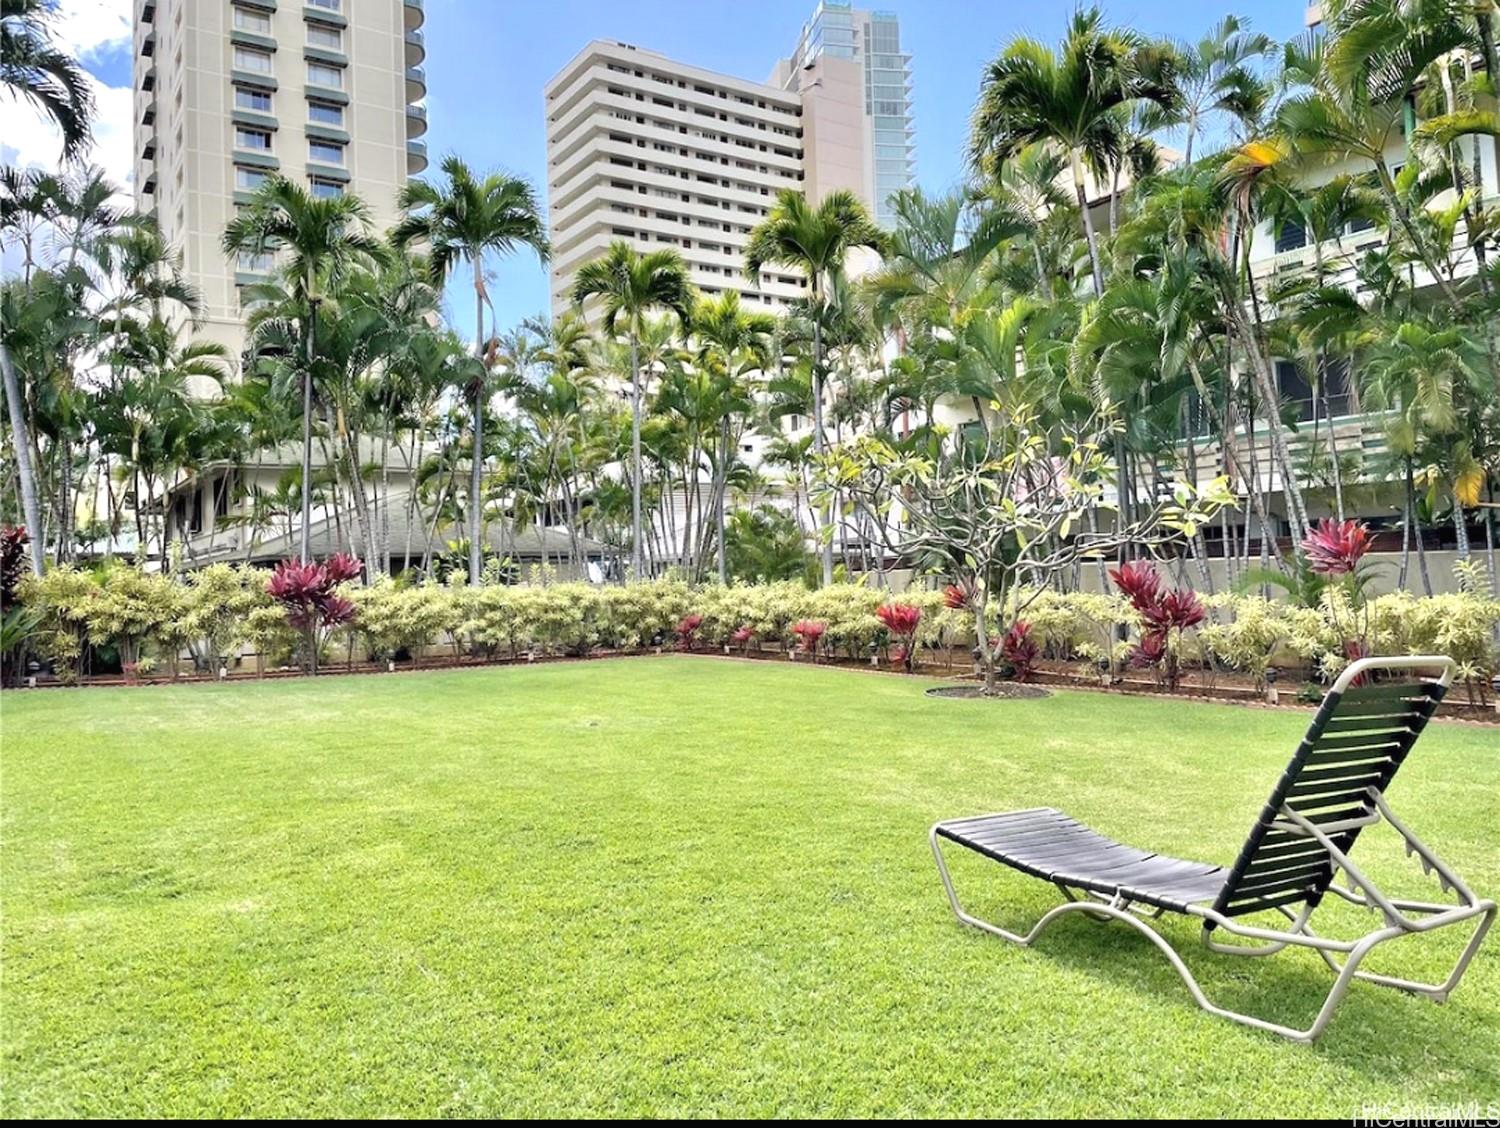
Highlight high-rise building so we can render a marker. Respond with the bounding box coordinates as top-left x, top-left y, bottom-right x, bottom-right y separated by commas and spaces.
131, 0, 429, 365
544, 6, 915, 320
544, 41, 812, 320
771, 3, 915, 229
